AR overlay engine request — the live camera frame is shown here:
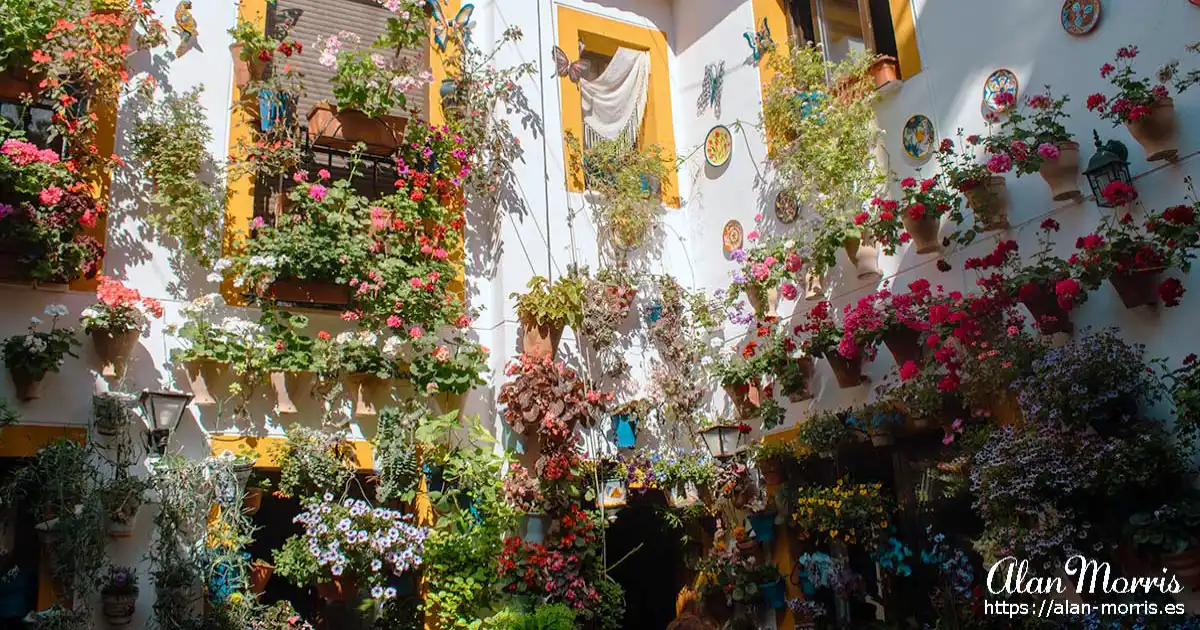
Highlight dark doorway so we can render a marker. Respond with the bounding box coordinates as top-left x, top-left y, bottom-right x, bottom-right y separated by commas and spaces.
606, 496, 685, 630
